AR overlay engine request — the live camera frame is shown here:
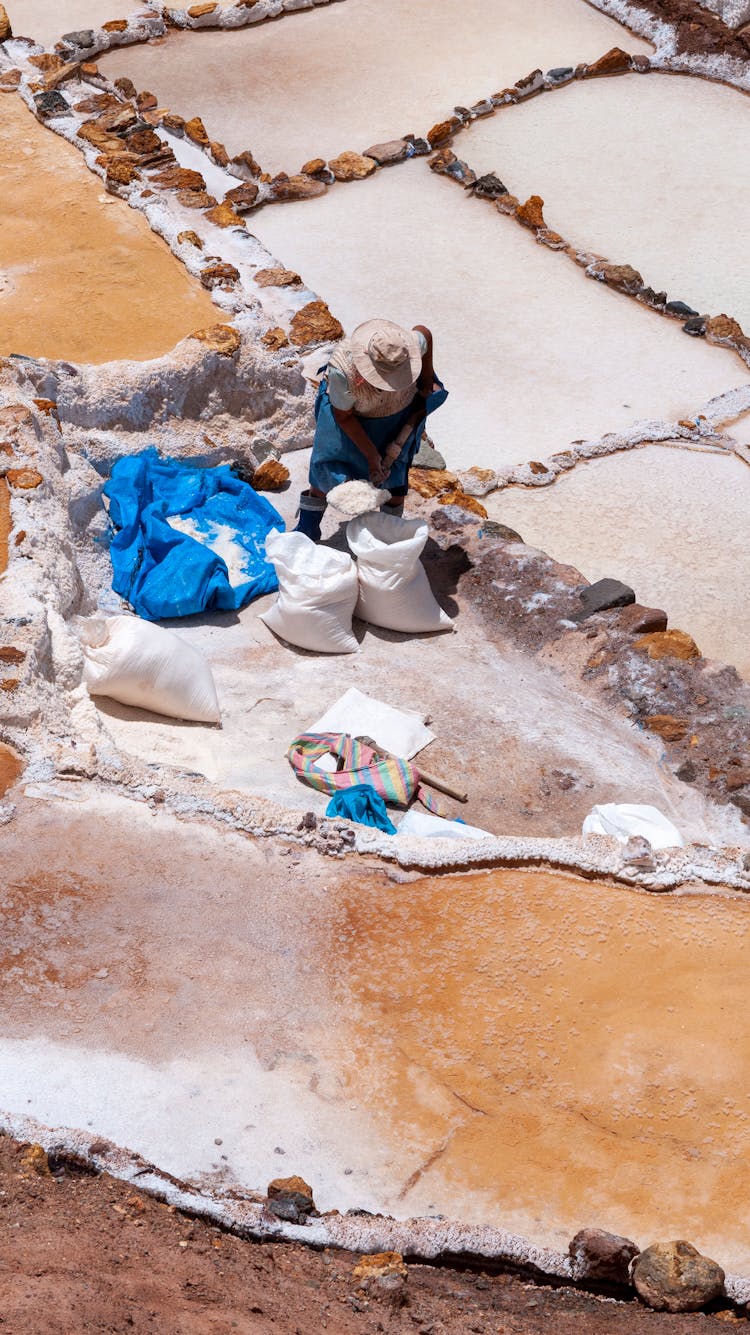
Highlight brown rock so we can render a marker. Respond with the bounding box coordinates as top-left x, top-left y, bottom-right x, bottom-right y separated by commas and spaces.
154, 166, 206, 191
427, 116, 461, 146
114, 76, 137, 98
706, 313, 744, 342
43, 60, 80, 91
0, 3, 12, 39
289, 301, 343, 346
266, 1175, 315, 1223
586, 47, 632, 76
184, 115, 210, 146
32, 398, 57, 416
224, 182, 259, 211
0, 67, 21, 89
726, 768, 750, 792
102, 17, 128, 31
188, 0, 217, 14
636, 630, 701, 661
7, 468, 42, 490
619, 603, 668, 635
29, 53, 63, 71
262, 327, 289, 350
328, 150, 377, 182
20, 1144, 51, 1177
250, 458, 290, 491
210, 140, 229, 166
270, 173, 327, 202
177, 229, 203, 249
537, 228, 567, 249
569, 1228, 639, 1284
125, 127, 162, 155
300, 157, 327, 176
230, 148, 262, 179
160, 112, 185, 134
136, 90, 158, 111
200, 262, 240, 290
362, 137, 409, 166
597, 262, 644, 294
204, 201, 244, 228
80, 61, 99, 76
438, 489, 488, 518
408, 468, 457, 498
353, 1252, 408, 1284
75, 91, 119, 114
77, 121, 126, 154
645, 715, 688, 743
189, 324, 241, 356
0, 647, 25, 664
106, 156, 139, 186
254, 267, 302, 288
528, 459, 549, 475
0, 678, 19, 692
632, 1241, 724, 1313
516, 194, 546, 229
176, 189, 216, 209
